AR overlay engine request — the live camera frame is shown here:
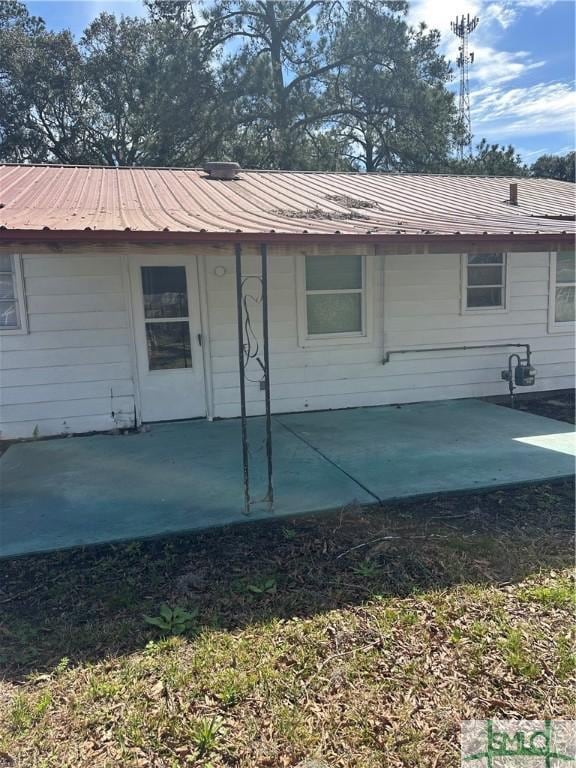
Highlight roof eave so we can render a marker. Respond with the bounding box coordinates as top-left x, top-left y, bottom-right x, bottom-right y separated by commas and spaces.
0, 229, 573, 246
